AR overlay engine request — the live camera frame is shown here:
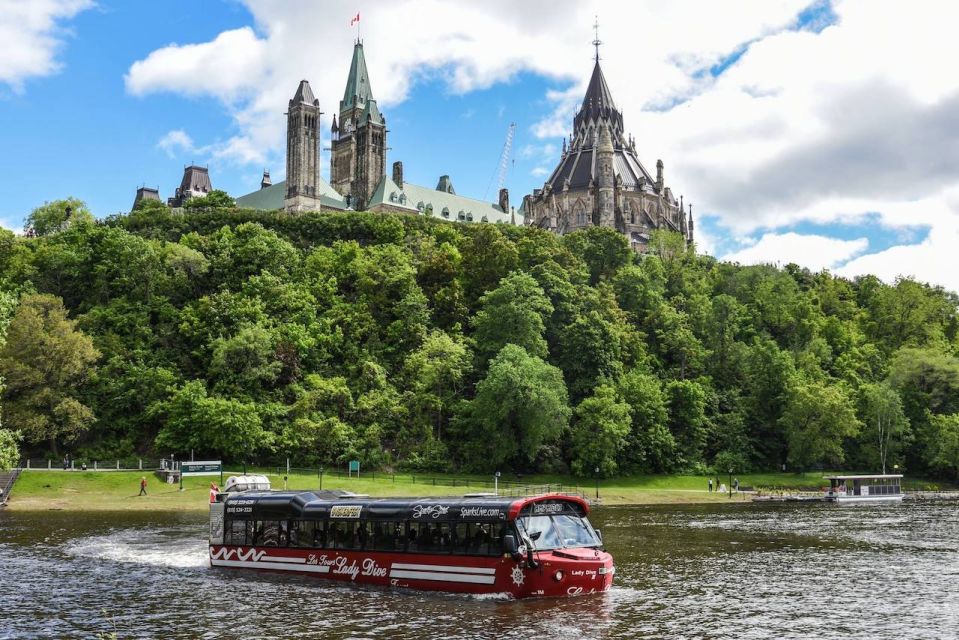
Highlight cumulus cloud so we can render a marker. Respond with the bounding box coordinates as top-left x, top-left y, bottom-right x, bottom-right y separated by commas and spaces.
0, 0, 93, 91
722, 232, 868, 271
157, 129, 195, 157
